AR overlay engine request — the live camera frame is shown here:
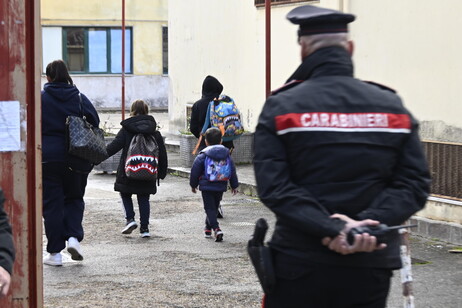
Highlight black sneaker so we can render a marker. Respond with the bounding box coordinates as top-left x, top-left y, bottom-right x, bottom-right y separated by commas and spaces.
217, 205, 224, 219
140, 227, 151, 238
214, 228, 223, 242
204, 229, 212, 238
121, 219, 138, 234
